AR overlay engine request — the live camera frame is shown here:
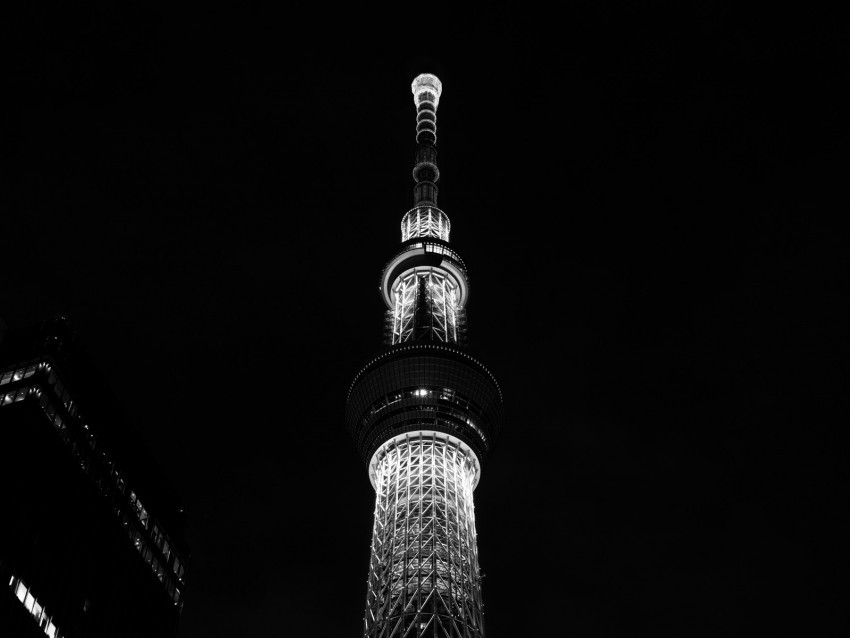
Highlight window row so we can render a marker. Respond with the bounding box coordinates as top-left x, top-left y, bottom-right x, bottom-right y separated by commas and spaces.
365, 386, 486, 421
1, 386, 33, 405
8, 575, 63, 638
0, 363, 38, 385
39, 394, 68, 433
45, 364, 78, 418
124, 516, 183, 606
128, 489, 184, 580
